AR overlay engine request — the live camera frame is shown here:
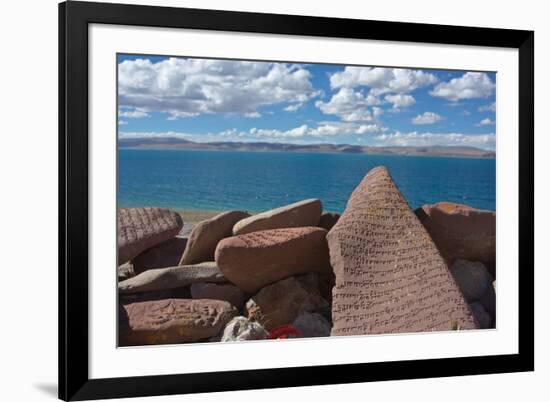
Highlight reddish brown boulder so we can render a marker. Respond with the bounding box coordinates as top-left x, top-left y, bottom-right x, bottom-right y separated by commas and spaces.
191, 282, 246, 310
232, 199, 322, 235
119, 299, 237, 345
118, 208, 183, 265
215, 227, 331, 293
118, 262, 226, 294
245, 274, 328, 330
328, 166, 477, 336
415, 202, 496, 277
180, 211, 250, 265
318, 212, 340, 231
132, 237, 188, 275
